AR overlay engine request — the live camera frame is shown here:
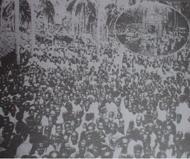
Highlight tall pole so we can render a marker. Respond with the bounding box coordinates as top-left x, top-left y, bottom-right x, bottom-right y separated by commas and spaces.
0, 0, 3, 66
97, 0, 102, 53
96, 0, 99, 37
0, 0, 2, 67
15, 0, 20, 65
0, 2, 1, 30
29, 0, 35, 55
0, 0, 3, 31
